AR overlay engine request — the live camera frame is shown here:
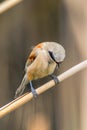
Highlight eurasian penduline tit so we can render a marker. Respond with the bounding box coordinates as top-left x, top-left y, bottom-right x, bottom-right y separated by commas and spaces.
15, 42, 65, 98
